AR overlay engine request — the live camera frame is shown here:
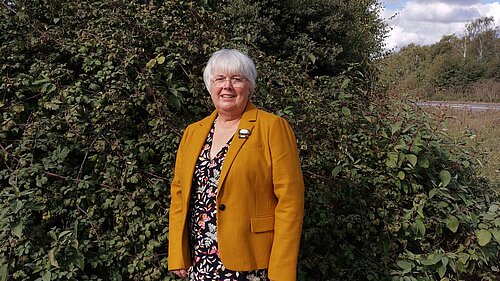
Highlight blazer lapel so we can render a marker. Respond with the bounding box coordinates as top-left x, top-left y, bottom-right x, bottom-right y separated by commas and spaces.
218, 102, 258, 193
182, 110, 217, 197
